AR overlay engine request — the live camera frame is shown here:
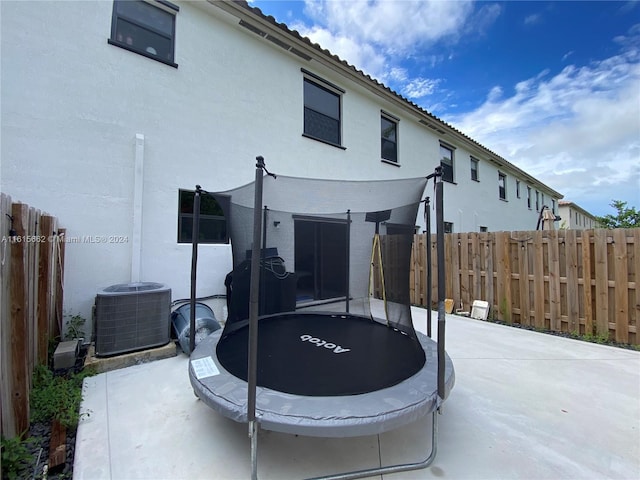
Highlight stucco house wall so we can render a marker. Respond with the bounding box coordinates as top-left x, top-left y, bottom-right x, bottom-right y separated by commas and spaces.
1, 0, 563, 335
558, 201, 598, 229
